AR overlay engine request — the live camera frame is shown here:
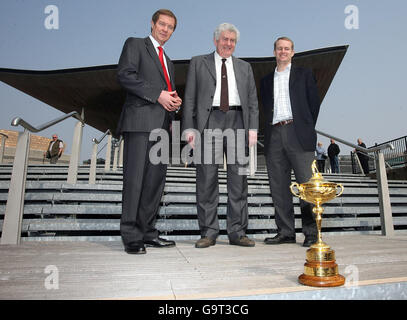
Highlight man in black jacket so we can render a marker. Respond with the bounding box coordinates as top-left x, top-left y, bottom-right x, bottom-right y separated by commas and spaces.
327, 139, 341, 173
260, 37, 320, 247
356, 138, 370, 174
